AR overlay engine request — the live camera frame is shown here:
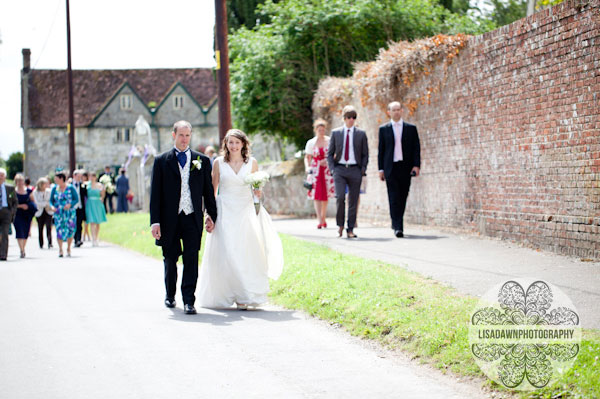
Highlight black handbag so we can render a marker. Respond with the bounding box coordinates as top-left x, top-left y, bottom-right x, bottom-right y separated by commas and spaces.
303, 180, 313, 190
